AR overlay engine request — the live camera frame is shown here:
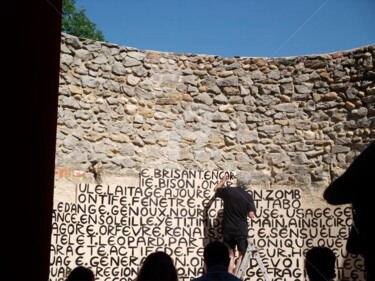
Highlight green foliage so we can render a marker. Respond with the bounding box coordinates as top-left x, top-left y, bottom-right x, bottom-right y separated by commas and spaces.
62, 0, 105, 41
278, 59, 295, 66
